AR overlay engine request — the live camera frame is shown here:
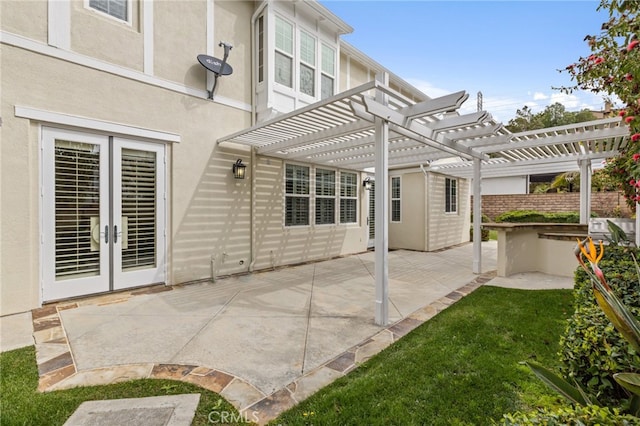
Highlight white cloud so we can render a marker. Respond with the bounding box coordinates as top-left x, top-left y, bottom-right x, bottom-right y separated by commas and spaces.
400, 78, 618, 124
549, 92, 582, 109
404, 78, 452, 99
